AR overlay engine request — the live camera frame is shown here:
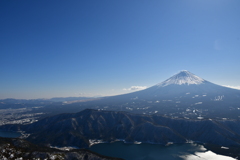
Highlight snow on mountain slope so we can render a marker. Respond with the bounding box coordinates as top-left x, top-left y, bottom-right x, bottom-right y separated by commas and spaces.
156, 70, 206, 87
